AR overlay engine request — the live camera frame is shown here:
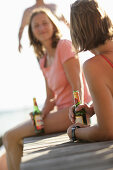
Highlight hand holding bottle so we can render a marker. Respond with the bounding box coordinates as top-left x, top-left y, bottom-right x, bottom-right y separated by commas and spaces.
72, 90, 87, 124
75, 103, 94, 117
41, 112, 48, 119
69, 103, 94, 124
69, 105, 76, 123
